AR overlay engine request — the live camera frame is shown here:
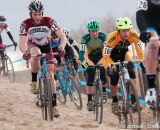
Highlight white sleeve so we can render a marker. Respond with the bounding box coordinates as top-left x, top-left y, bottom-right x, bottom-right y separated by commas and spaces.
72, 40, 78, 46
5, 26, 10, 32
